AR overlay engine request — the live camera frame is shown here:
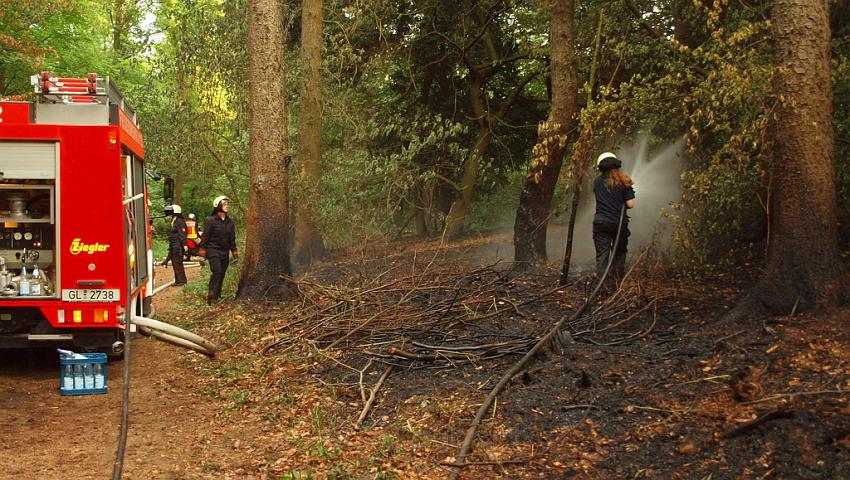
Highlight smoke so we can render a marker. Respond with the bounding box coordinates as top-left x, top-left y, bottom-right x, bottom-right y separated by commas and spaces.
468, 134, 685, 270
546, 134, 686, 268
